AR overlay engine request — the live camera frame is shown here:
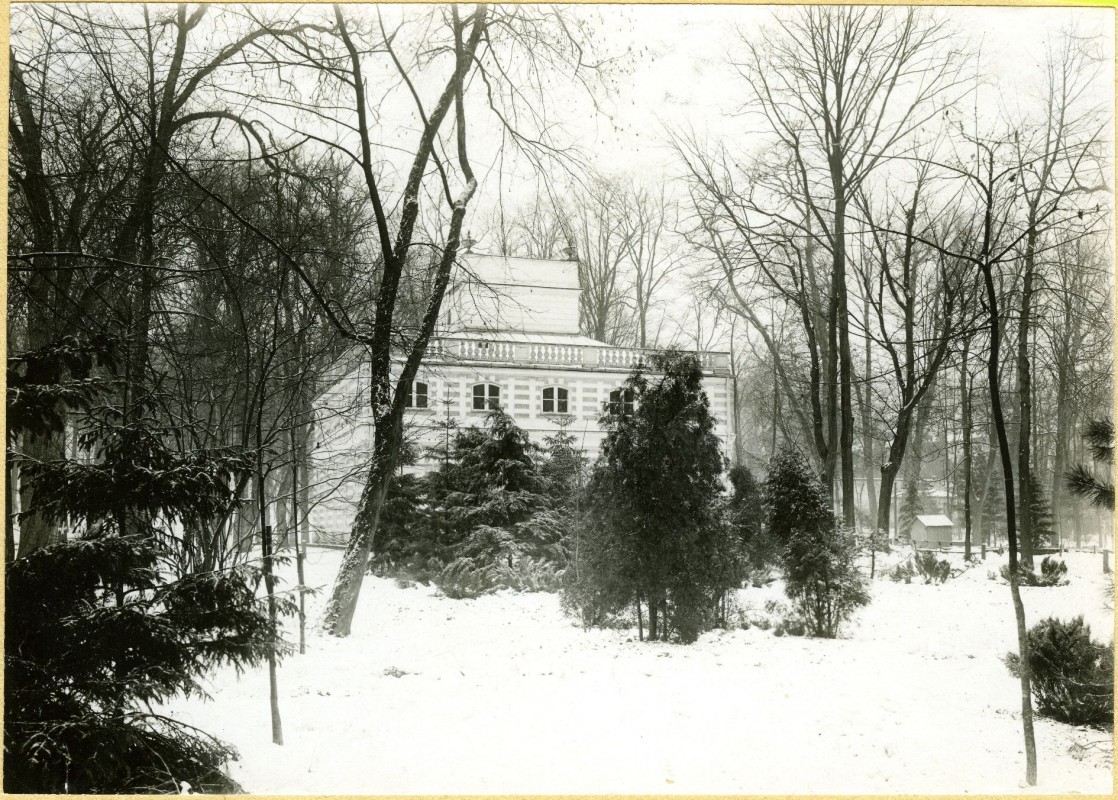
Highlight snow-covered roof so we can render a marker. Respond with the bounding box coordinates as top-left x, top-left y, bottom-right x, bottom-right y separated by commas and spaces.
459, 253, 580, 290
915, 514, 954, 528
